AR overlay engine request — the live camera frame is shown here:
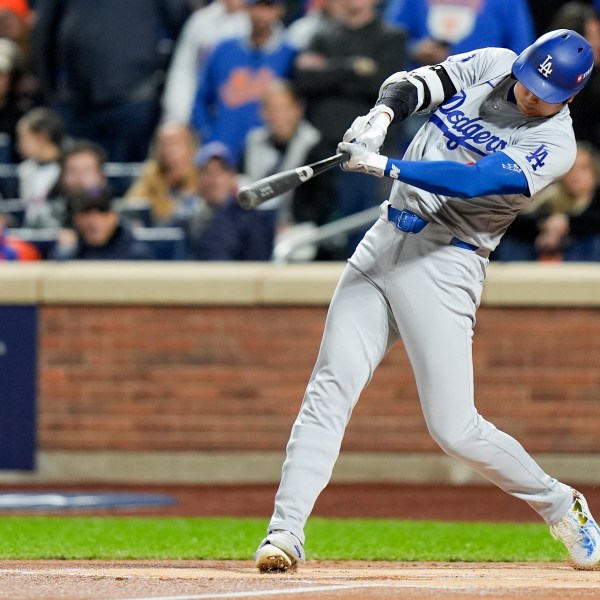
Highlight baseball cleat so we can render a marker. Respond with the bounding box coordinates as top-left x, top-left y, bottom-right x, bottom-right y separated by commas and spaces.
550, 490, 600, 570
254, 530, 305, 573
